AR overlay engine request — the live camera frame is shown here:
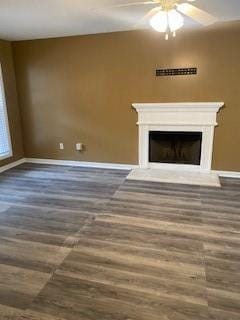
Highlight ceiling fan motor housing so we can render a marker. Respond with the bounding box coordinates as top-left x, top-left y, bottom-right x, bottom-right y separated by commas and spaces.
158, 0, 180, 11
